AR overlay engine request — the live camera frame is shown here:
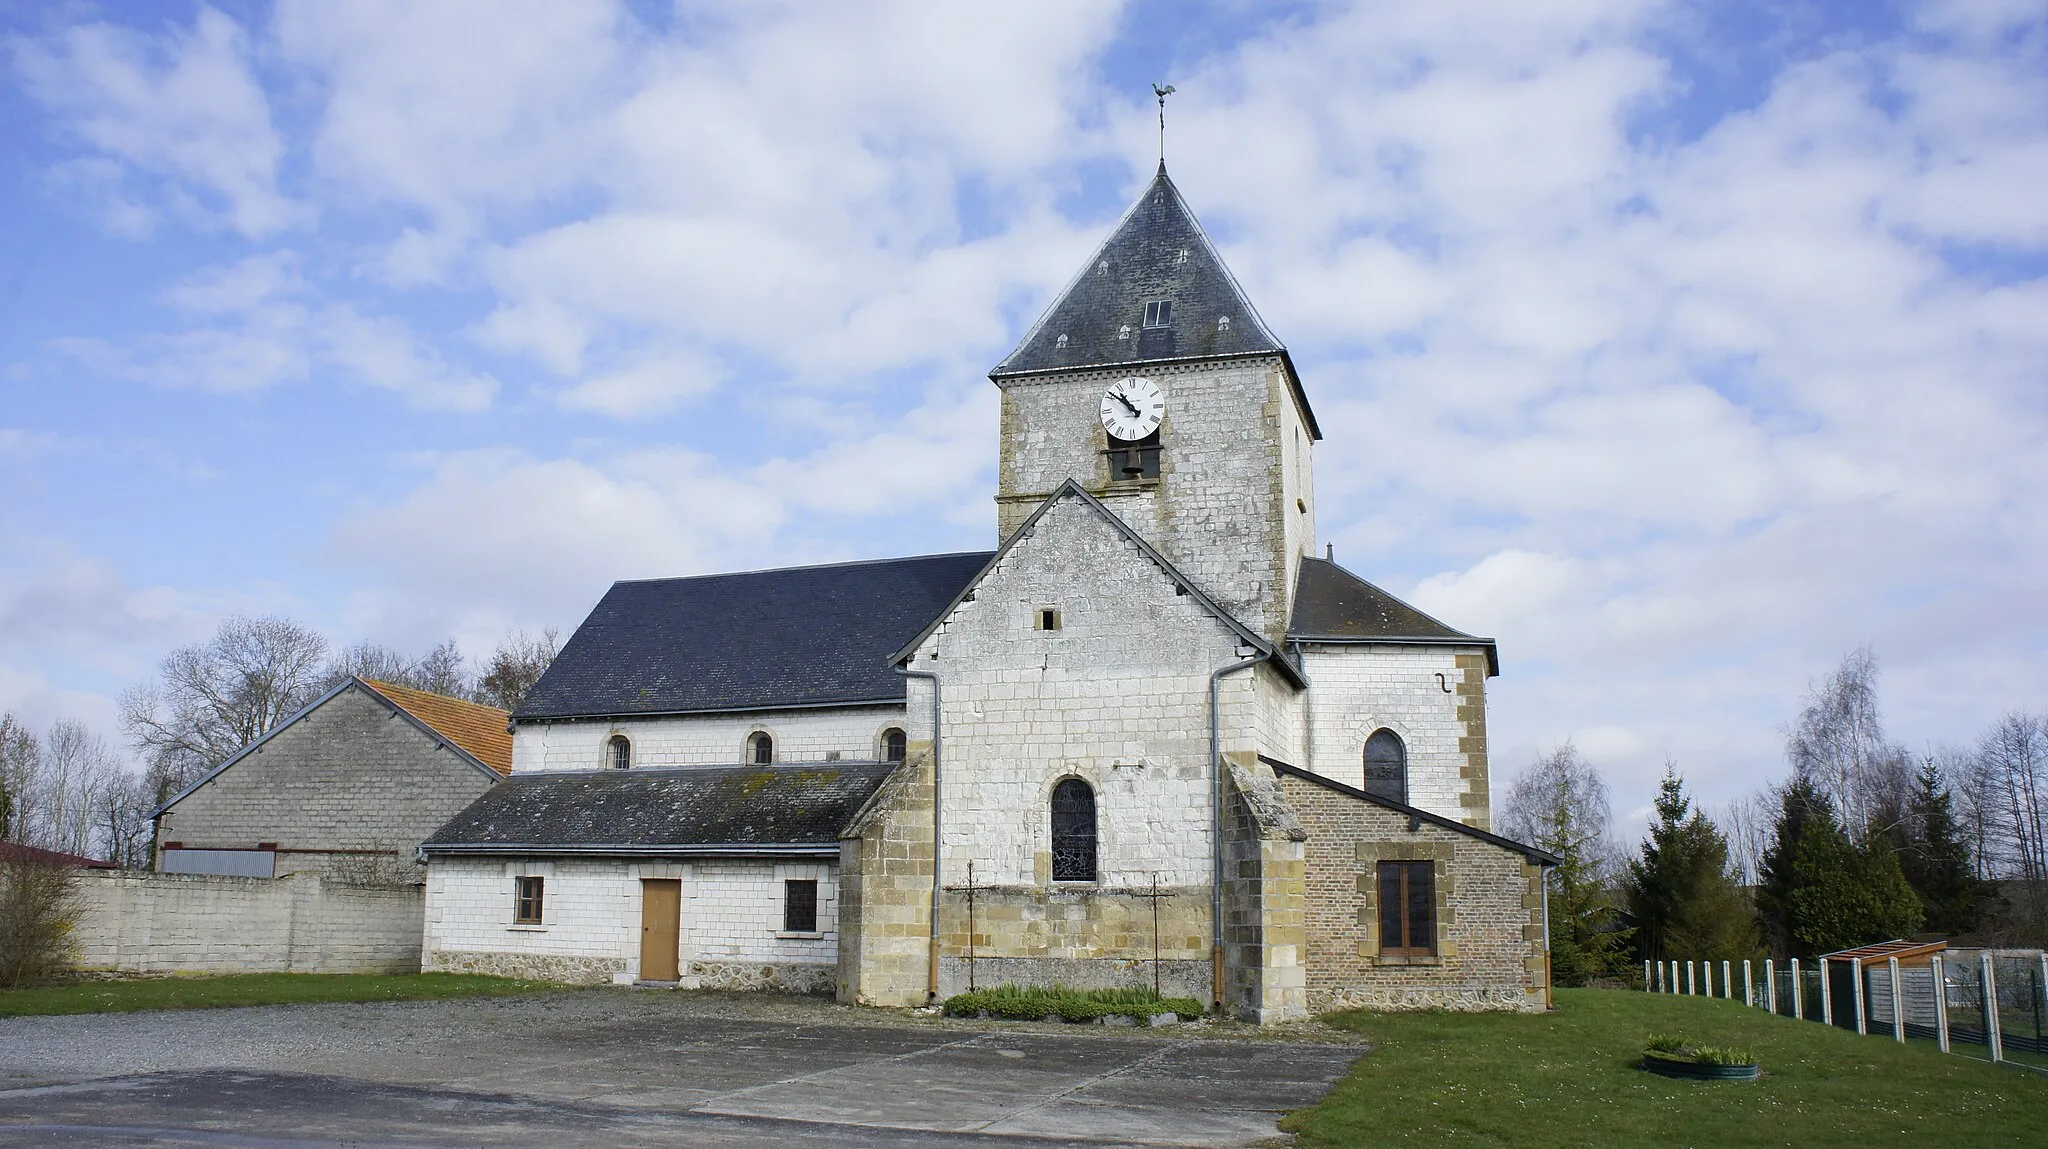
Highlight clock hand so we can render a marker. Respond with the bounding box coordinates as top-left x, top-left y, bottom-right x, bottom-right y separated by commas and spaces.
1113, 390, 1142, 417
